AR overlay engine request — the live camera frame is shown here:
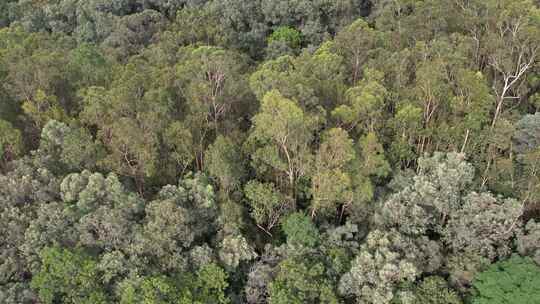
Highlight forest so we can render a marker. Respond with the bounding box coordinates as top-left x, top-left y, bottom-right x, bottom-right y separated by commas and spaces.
0, 0, 540, 303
